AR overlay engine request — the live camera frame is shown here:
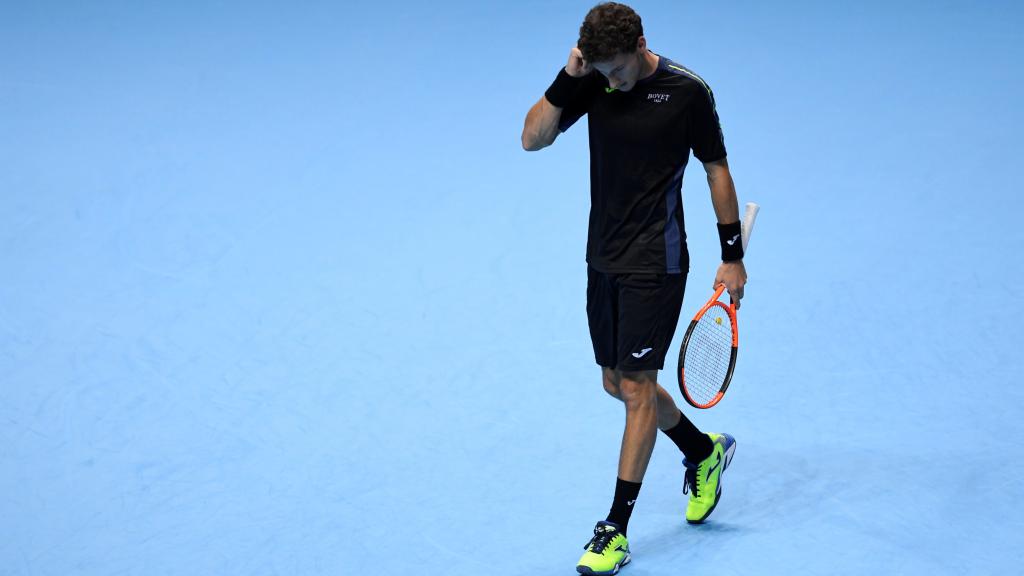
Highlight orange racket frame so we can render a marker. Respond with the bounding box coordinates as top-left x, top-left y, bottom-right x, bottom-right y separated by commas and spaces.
677, 283, 739, 409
